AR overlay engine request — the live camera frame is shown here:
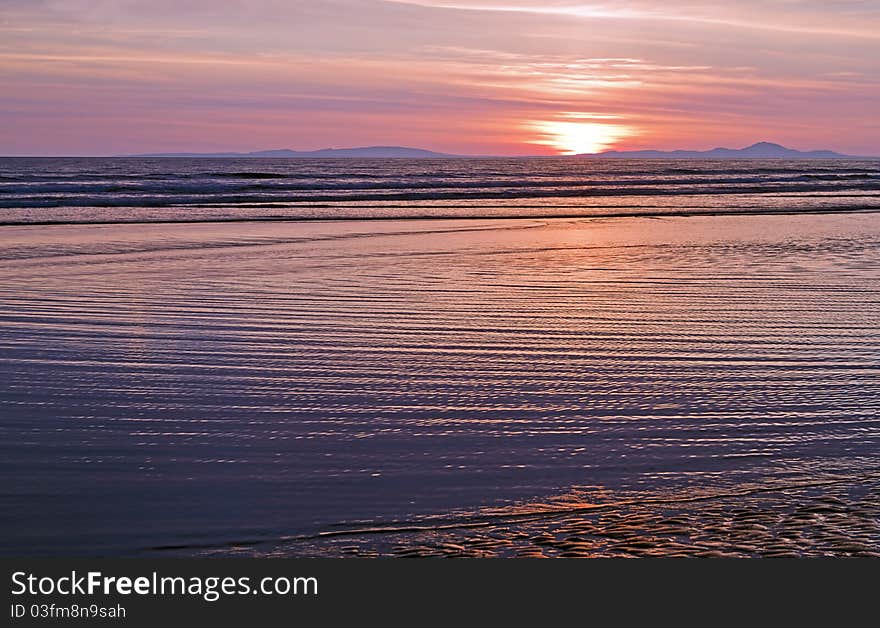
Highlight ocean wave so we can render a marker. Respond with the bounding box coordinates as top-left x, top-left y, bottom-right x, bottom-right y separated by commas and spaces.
2, 181, 880, 209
